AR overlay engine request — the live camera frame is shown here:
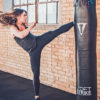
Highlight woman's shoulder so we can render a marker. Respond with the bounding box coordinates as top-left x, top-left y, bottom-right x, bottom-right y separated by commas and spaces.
10, 25, 18, 37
